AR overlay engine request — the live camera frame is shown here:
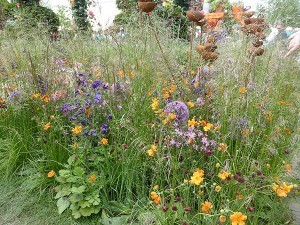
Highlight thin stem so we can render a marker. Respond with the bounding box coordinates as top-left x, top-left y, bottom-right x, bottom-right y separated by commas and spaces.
189, 21, 195, 70
147, 14, 173, 75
